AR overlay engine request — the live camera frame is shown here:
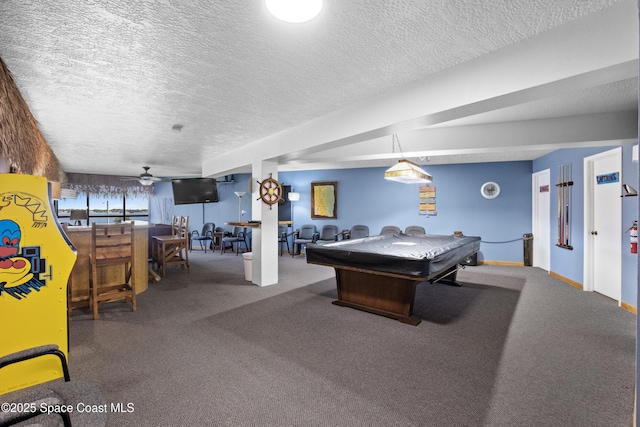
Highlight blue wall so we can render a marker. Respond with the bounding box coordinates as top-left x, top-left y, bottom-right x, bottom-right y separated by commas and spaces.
151, 178, 255, 231
151, 161, 533, 263
279, 162, 533, 263
532, 144, 638, 305
150, 147, 637, 305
